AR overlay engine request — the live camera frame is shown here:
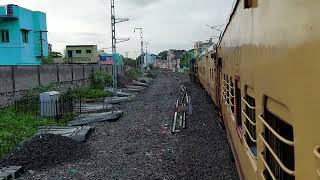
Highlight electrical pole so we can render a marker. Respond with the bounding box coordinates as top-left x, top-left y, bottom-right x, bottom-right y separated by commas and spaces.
134, 28, 144, 68
36, 30, 48, 63
110, 0, 129, 94
144, 41, 150, 69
